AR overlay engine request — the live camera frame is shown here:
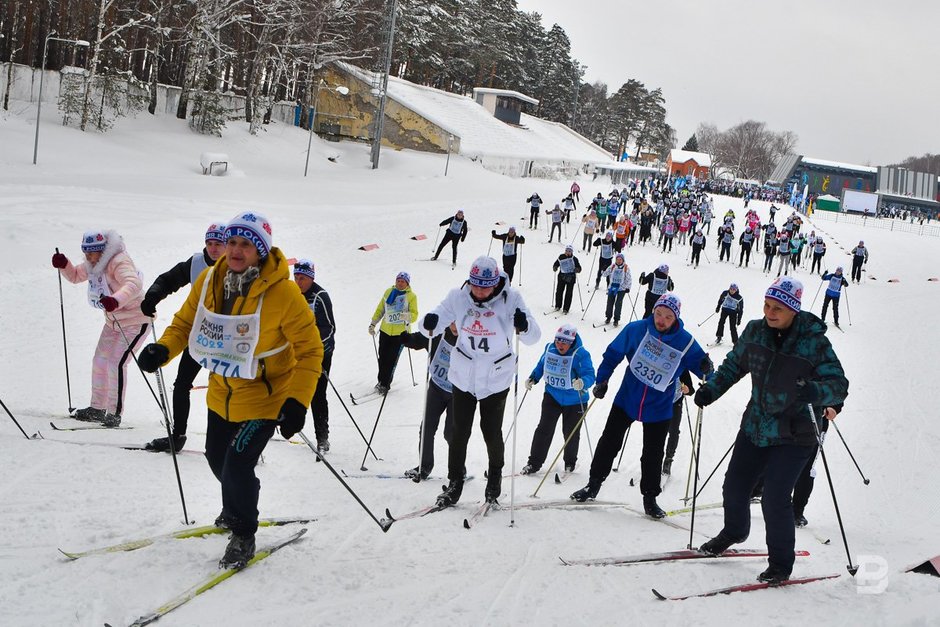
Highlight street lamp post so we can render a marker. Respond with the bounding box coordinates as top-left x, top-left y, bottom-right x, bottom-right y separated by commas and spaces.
33, 34, 90, 165
304, 80, 349, 177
